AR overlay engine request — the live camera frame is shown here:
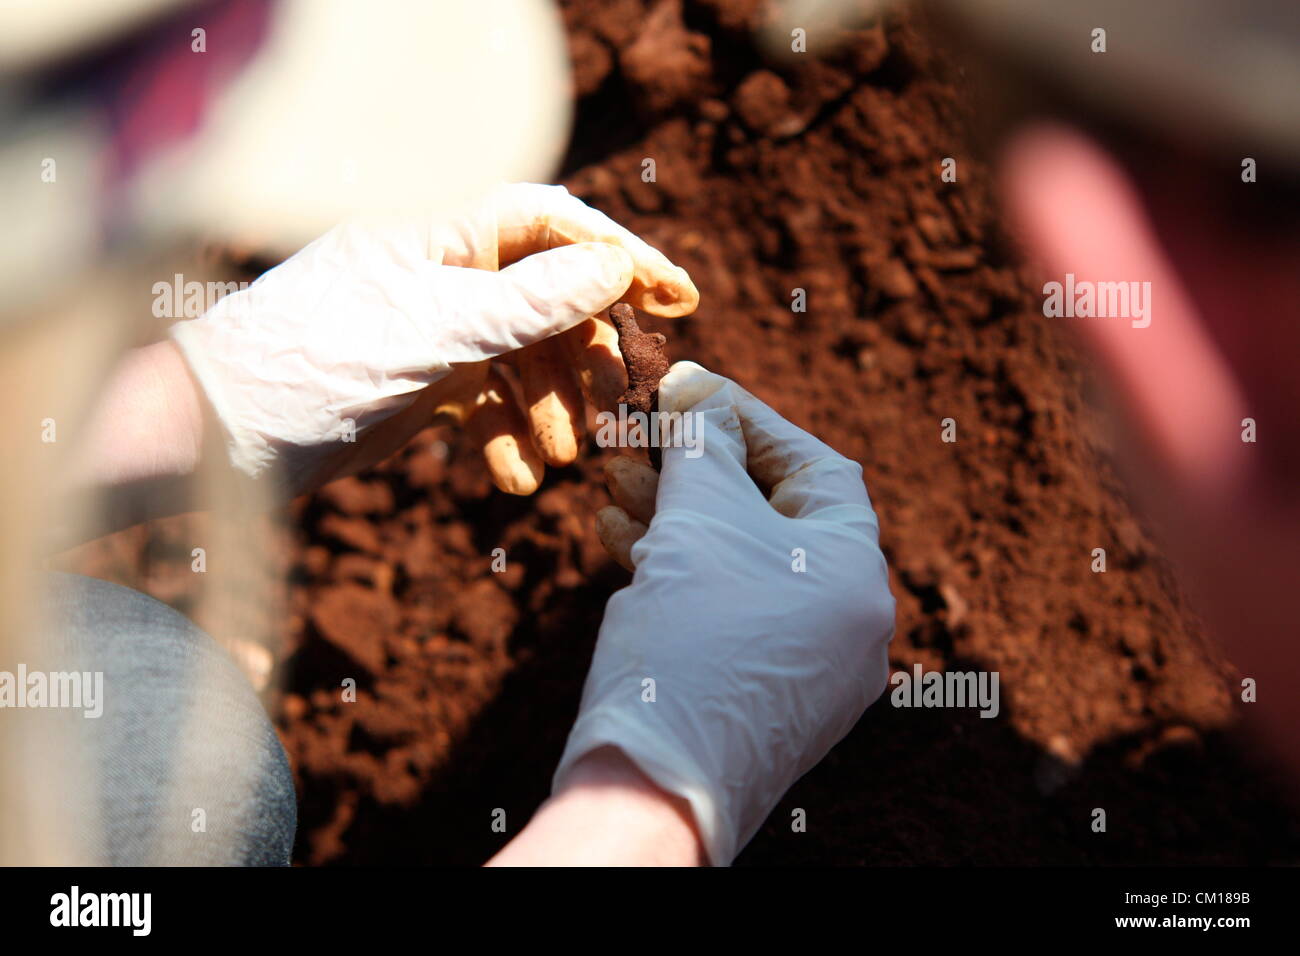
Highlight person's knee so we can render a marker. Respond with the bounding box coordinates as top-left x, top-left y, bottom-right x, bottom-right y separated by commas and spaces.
39, 573, 297, 865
